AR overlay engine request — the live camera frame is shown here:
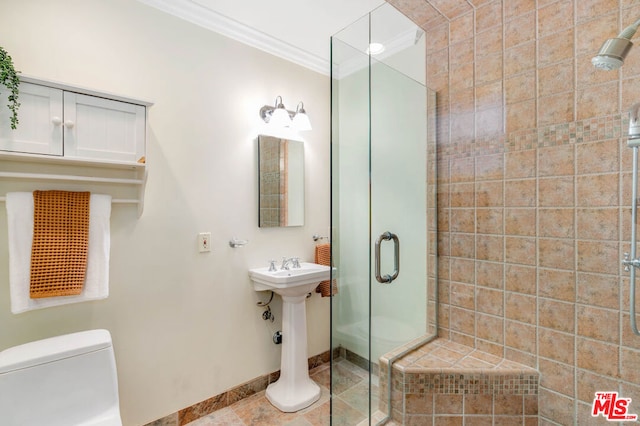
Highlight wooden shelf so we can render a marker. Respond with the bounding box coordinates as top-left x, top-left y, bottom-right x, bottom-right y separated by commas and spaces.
0, 150, 146, 170
0, 153, 148, 218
